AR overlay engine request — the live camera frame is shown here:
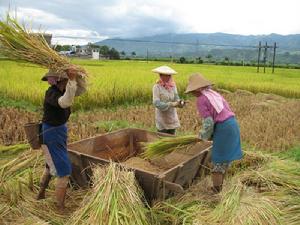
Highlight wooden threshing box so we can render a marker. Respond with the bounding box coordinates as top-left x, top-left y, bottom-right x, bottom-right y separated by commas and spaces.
68, 128, 211, 204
